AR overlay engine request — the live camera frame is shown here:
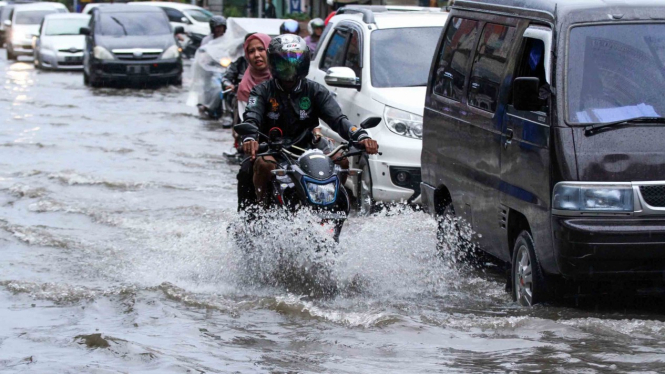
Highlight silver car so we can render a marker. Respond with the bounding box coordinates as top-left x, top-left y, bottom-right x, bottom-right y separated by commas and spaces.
34, 13, 89, 70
